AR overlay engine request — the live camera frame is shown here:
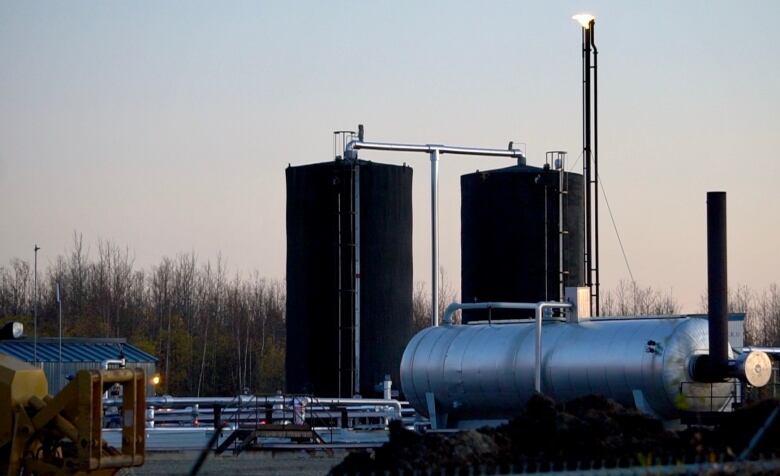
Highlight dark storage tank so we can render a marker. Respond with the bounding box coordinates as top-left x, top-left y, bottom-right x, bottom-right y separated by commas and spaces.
461, 164, 584, 322
286, 160, 413, 397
